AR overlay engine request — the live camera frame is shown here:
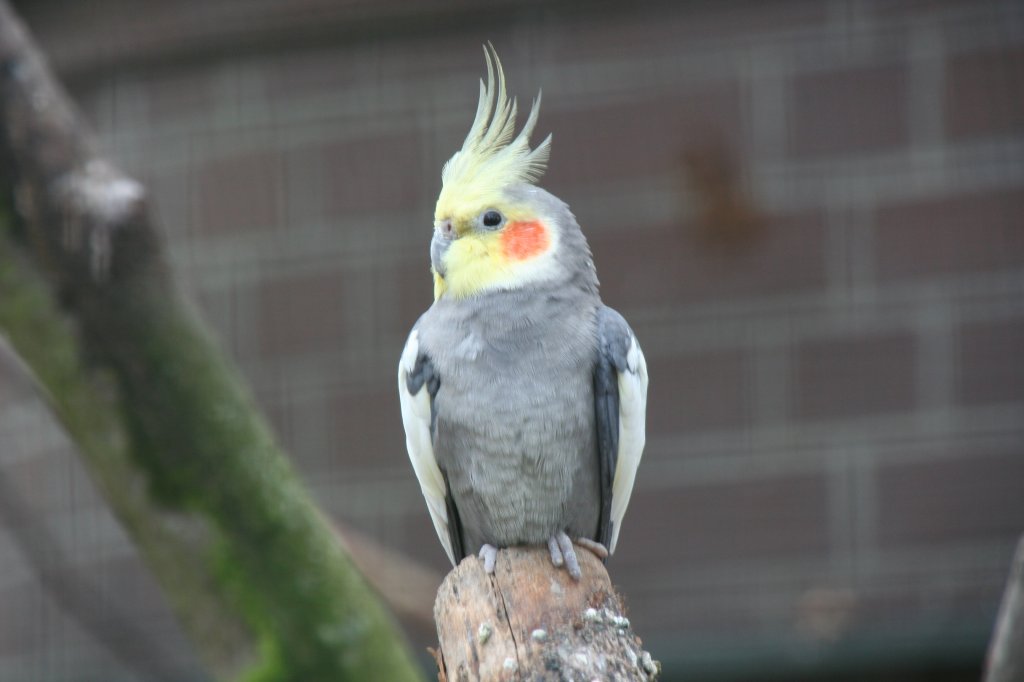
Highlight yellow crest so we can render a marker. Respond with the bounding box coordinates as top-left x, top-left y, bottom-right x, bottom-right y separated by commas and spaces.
435, 45, 552, 222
